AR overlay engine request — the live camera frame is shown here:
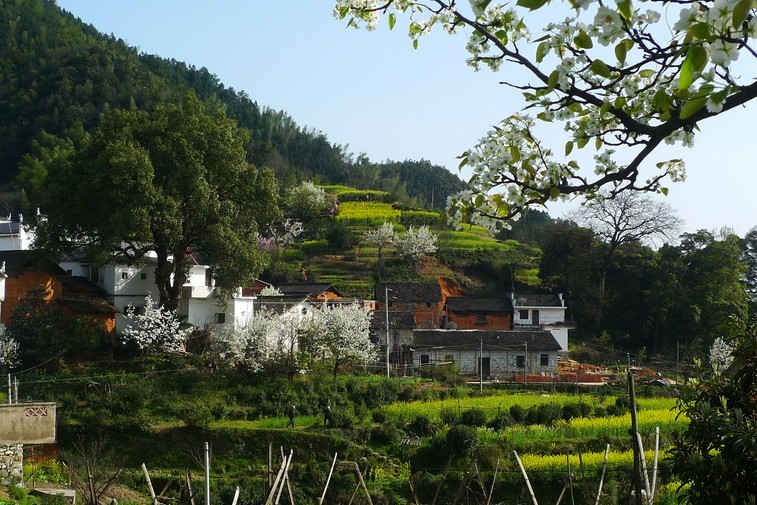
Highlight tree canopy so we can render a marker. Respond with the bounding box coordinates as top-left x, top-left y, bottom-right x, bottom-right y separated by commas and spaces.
335, 0, 757, 225
34, 93, 281, 309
